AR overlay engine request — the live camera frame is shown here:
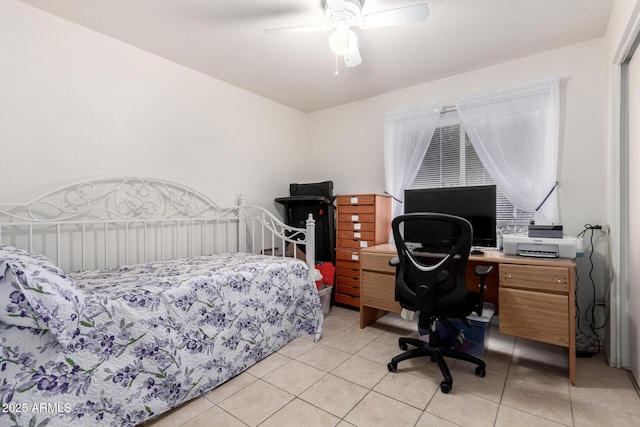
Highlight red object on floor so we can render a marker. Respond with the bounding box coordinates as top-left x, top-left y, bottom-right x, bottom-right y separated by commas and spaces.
315, 262, 335, 289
